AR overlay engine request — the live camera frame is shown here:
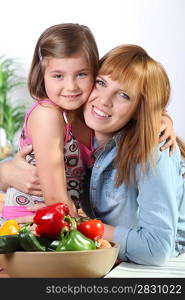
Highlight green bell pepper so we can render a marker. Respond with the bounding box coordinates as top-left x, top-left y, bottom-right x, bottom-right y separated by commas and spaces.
56, 216, 96, 251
